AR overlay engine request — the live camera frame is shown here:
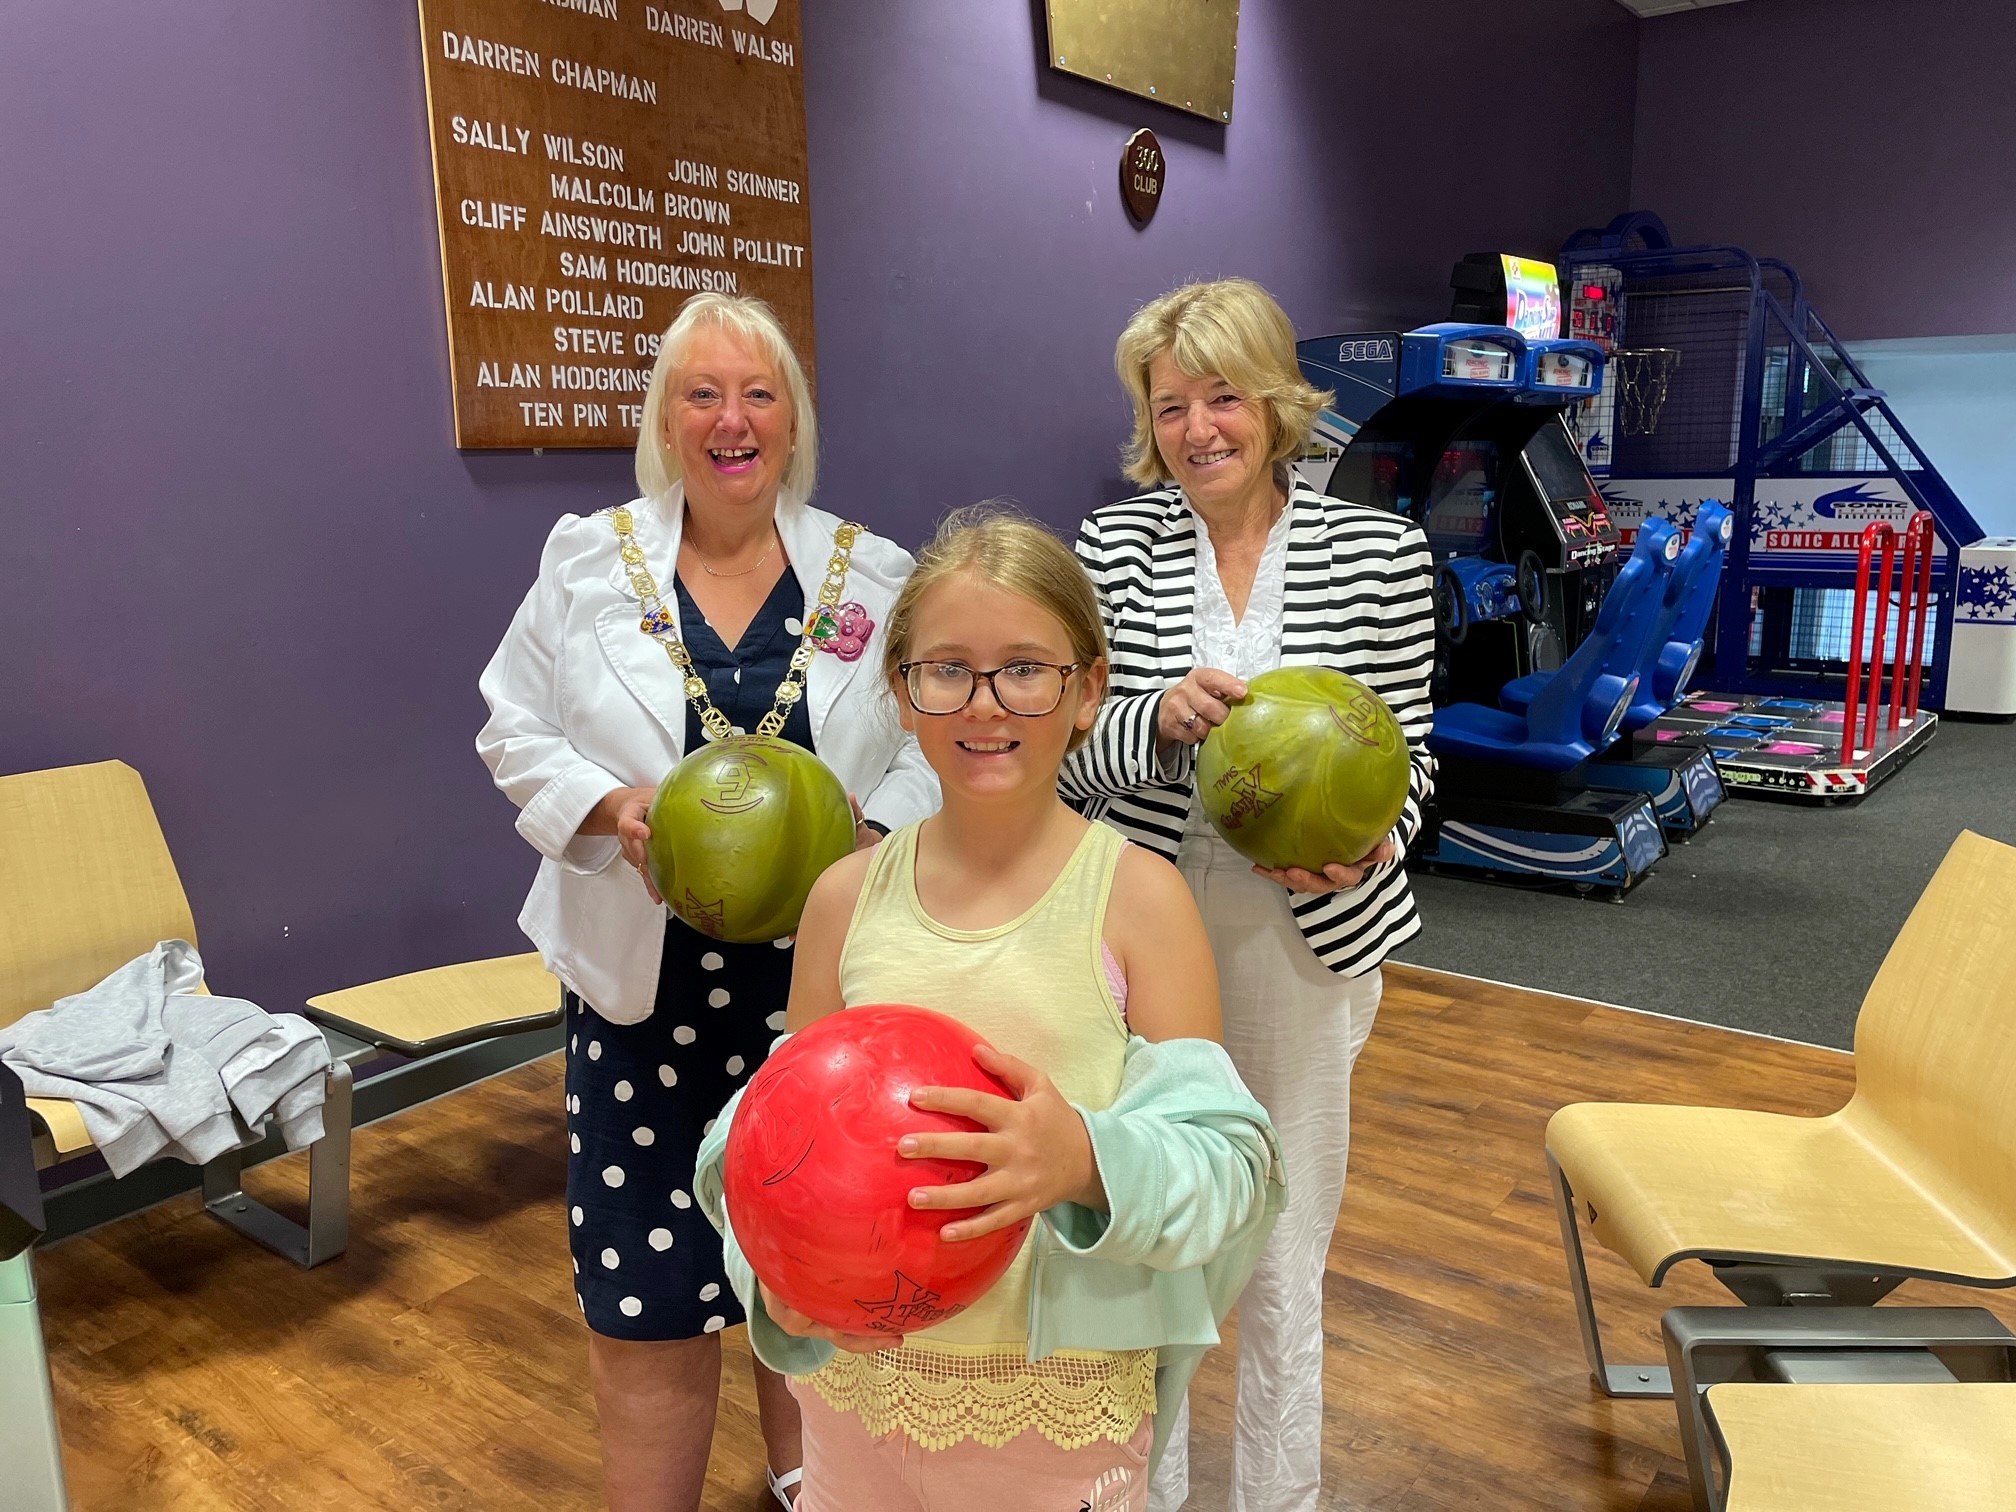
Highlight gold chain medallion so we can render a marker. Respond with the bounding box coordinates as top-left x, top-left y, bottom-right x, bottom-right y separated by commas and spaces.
609, 506, 862, 740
